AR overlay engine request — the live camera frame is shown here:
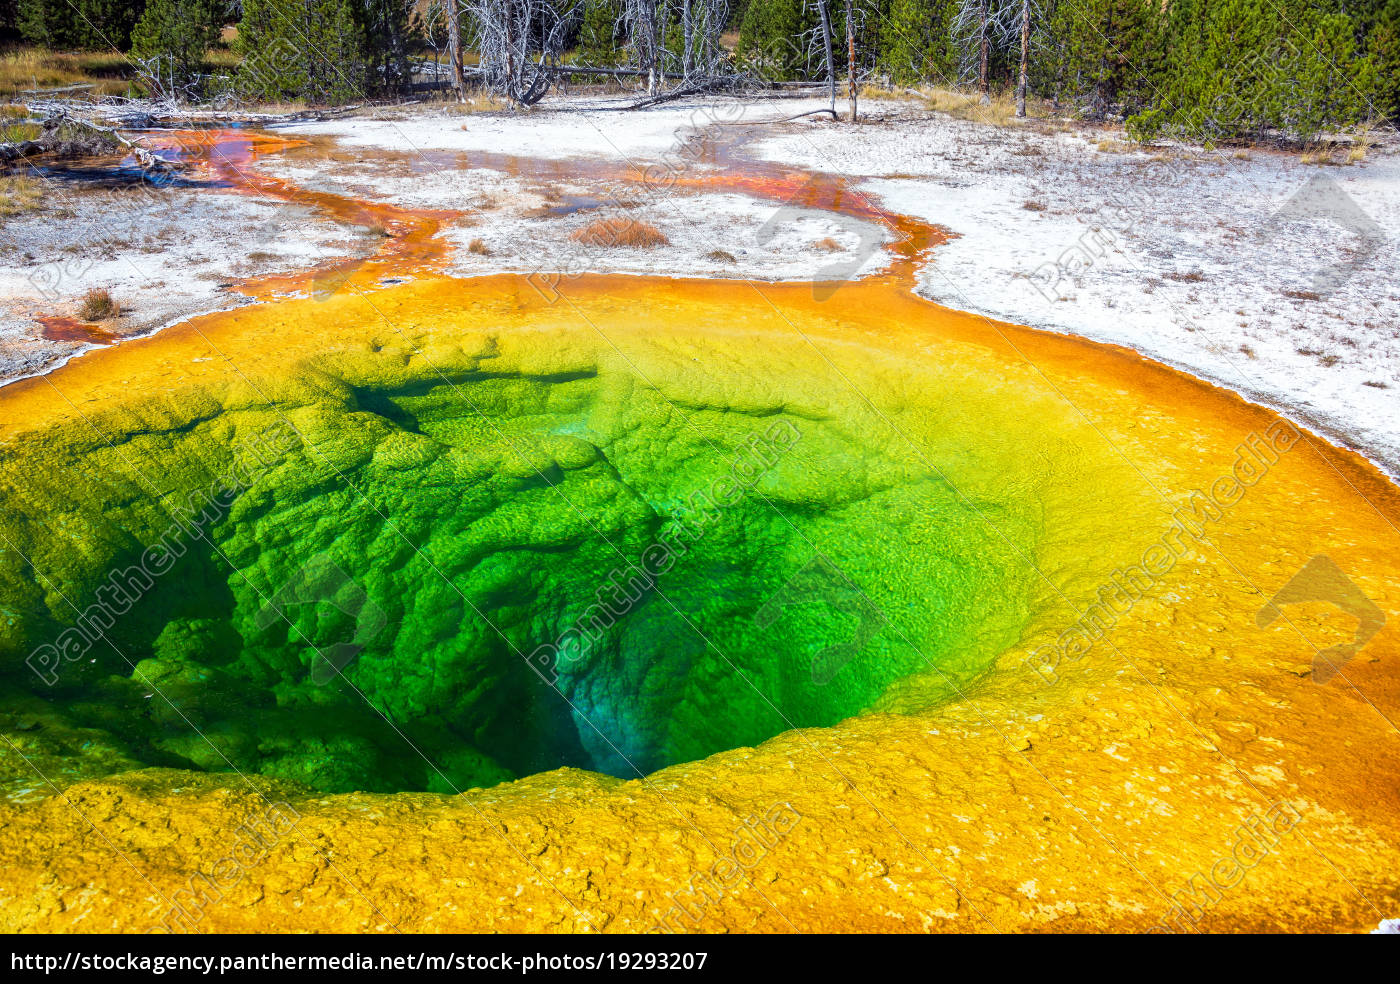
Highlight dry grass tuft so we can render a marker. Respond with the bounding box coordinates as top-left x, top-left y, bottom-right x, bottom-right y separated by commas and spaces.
438, 91, 511, 115
812, 237, 843, 252
468, 237, 490, 255
1346, 127, 1374, 164
912, 86, 1034, 125
705, 249, 736, 263
571, 218, 668, 249
1095, 138, 1137, 154
1299, 144, 1340, 165
0, 174, 42, 215
78, 288, 119, 321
